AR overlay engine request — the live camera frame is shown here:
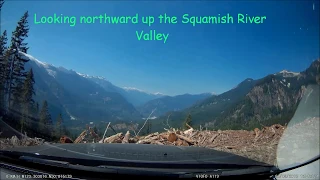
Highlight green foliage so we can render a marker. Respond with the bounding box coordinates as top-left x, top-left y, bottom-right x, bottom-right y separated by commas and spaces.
19, 69, 35, 131
0, 30, 8, 115
7, 11, 30, 110
140, 120, 152, 136
39, 100, 53, 136
93, 126, 98, 134
55, 113, 63, 137
0, 5, 73, 141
